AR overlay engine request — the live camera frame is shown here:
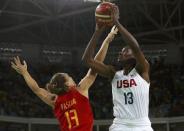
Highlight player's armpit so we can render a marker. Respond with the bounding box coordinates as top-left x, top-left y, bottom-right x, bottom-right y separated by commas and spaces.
135, 56, 150, 83
133, 47, 150, 71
